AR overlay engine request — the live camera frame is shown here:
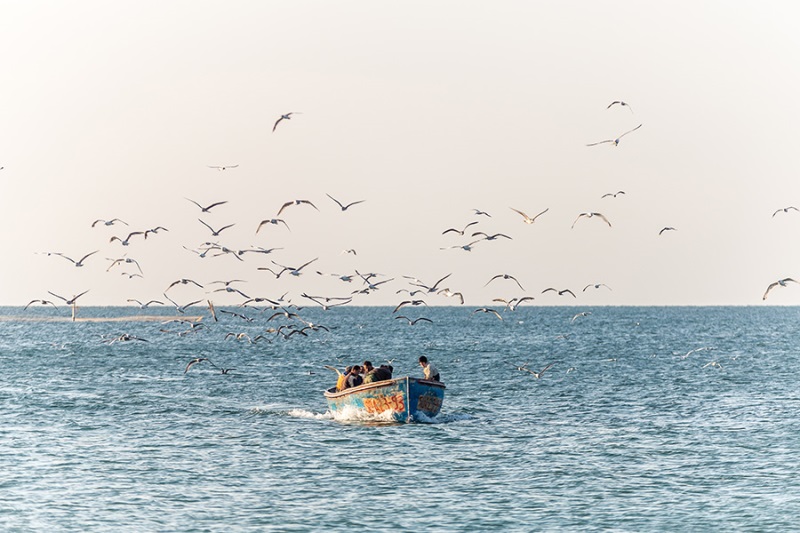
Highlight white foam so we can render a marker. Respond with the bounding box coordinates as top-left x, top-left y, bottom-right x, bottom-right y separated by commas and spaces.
287, 408, 333, 420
